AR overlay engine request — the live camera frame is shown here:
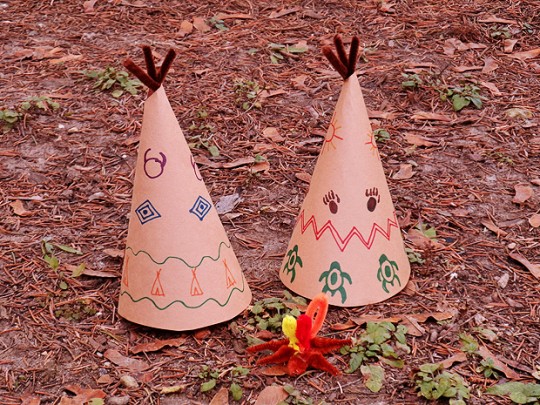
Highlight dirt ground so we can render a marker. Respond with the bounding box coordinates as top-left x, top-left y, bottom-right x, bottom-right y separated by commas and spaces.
1, 0, 540, 404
